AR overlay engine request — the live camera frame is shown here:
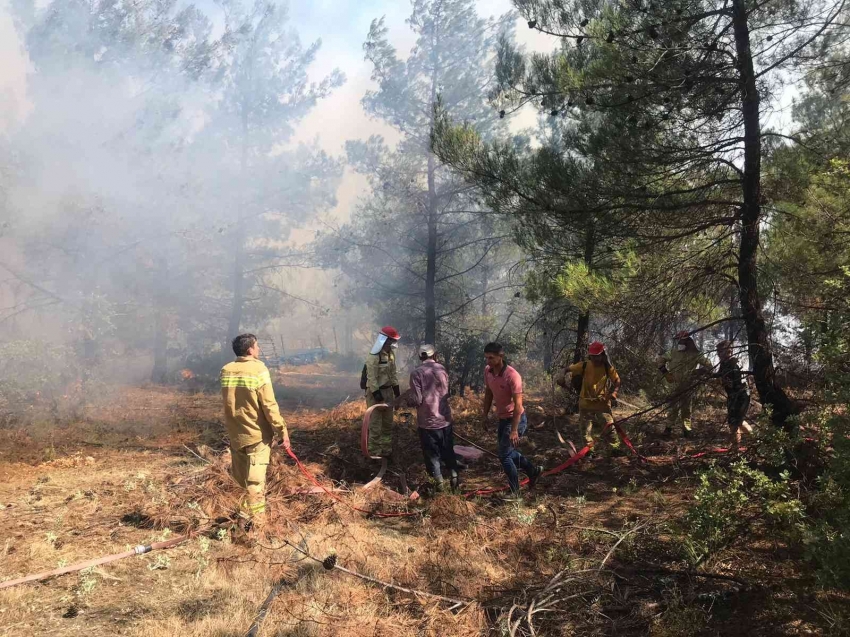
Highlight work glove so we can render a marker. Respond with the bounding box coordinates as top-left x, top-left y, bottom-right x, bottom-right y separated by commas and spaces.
372, 390, 384, 403
392, 385, 401, 399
